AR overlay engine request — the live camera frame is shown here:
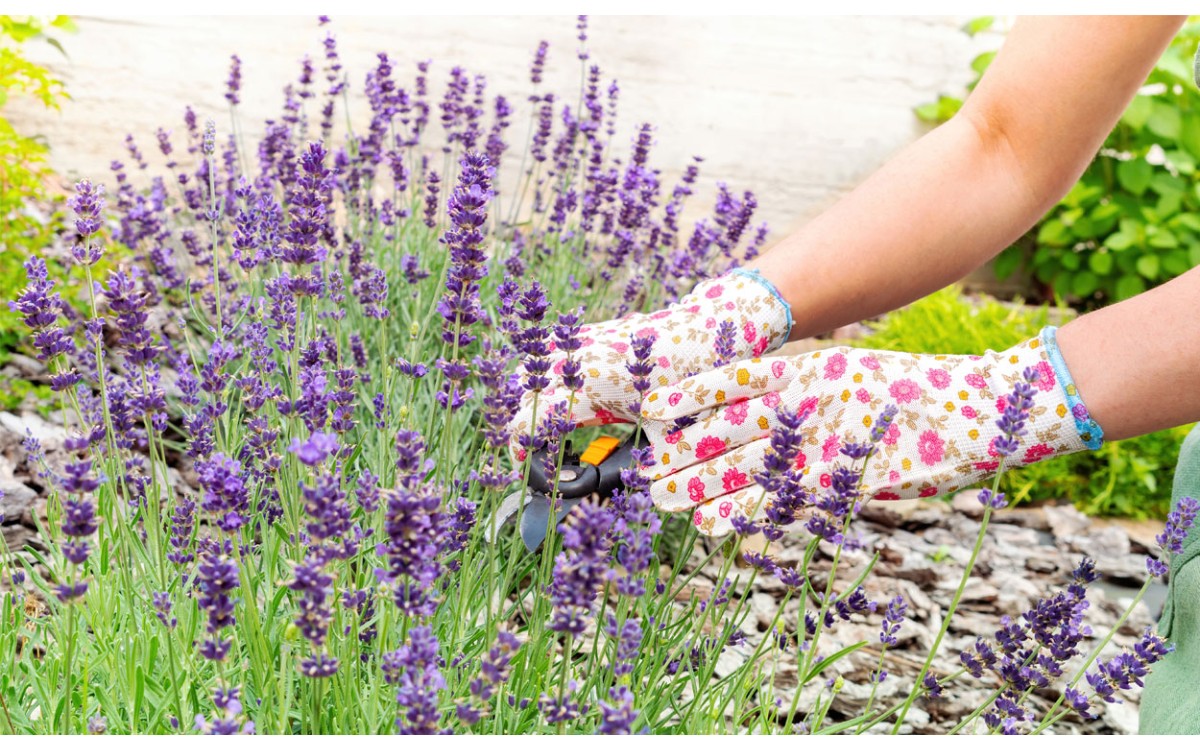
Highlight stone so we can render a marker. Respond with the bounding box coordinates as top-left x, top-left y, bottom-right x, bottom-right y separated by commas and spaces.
0, 411, 66, 450
1043, 504, 1091, 540
0, 480, 39, 523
